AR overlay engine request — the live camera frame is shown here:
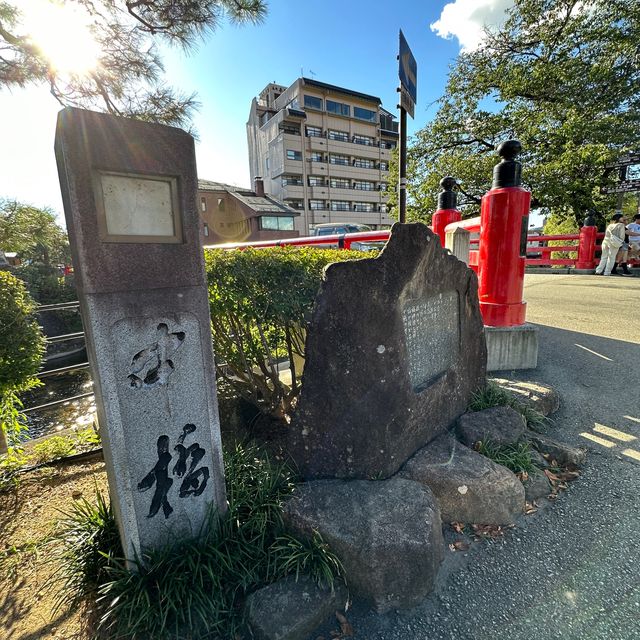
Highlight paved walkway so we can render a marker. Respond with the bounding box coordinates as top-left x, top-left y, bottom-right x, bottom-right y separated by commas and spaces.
310, 274, 640, 640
